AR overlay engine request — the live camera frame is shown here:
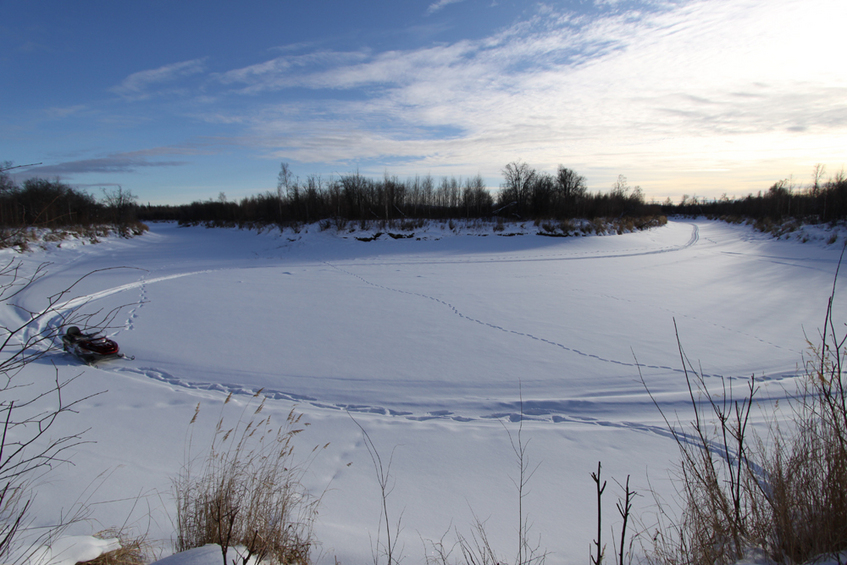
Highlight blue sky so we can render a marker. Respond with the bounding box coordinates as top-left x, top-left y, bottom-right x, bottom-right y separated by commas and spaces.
2, 0, 845, 205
